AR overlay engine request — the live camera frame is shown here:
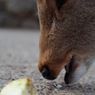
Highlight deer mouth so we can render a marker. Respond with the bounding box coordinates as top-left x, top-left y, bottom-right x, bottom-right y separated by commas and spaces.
64, 56, 77, 84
